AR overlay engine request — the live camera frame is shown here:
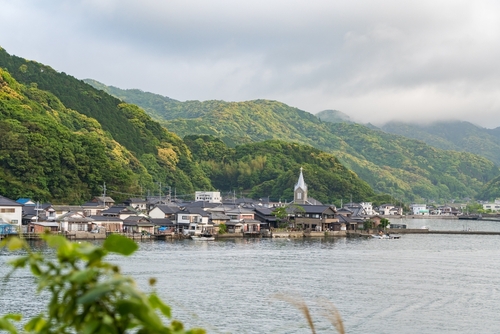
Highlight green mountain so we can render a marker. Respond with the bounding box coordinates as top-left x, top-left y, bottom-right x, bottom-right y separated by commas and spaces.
0, 47, 214, 202
85, 81, 500, 202
0, 48, 383, 204
380, 121, 500, 165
